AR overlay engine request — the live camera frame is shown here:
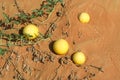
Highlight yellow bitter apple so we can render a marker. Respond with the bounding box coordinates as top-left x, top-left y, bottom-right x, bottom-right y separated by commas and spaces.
53, 39, 69, 55
72, 52, 86, 65
79, 12, 90, 23
23, 24, 39, 40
